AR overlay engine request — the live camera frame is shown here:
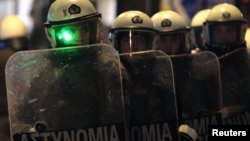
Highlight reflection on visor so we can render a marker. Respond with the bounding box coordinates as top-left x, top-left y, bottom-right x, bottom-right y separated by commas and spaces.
117, 30, 157, 63
209, 23, 240, 47
53, 22, 90, 47
120, 32, 148, 56
57, 26, 74, 42
116, 30, 158, 53
158, 32, 186, 55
